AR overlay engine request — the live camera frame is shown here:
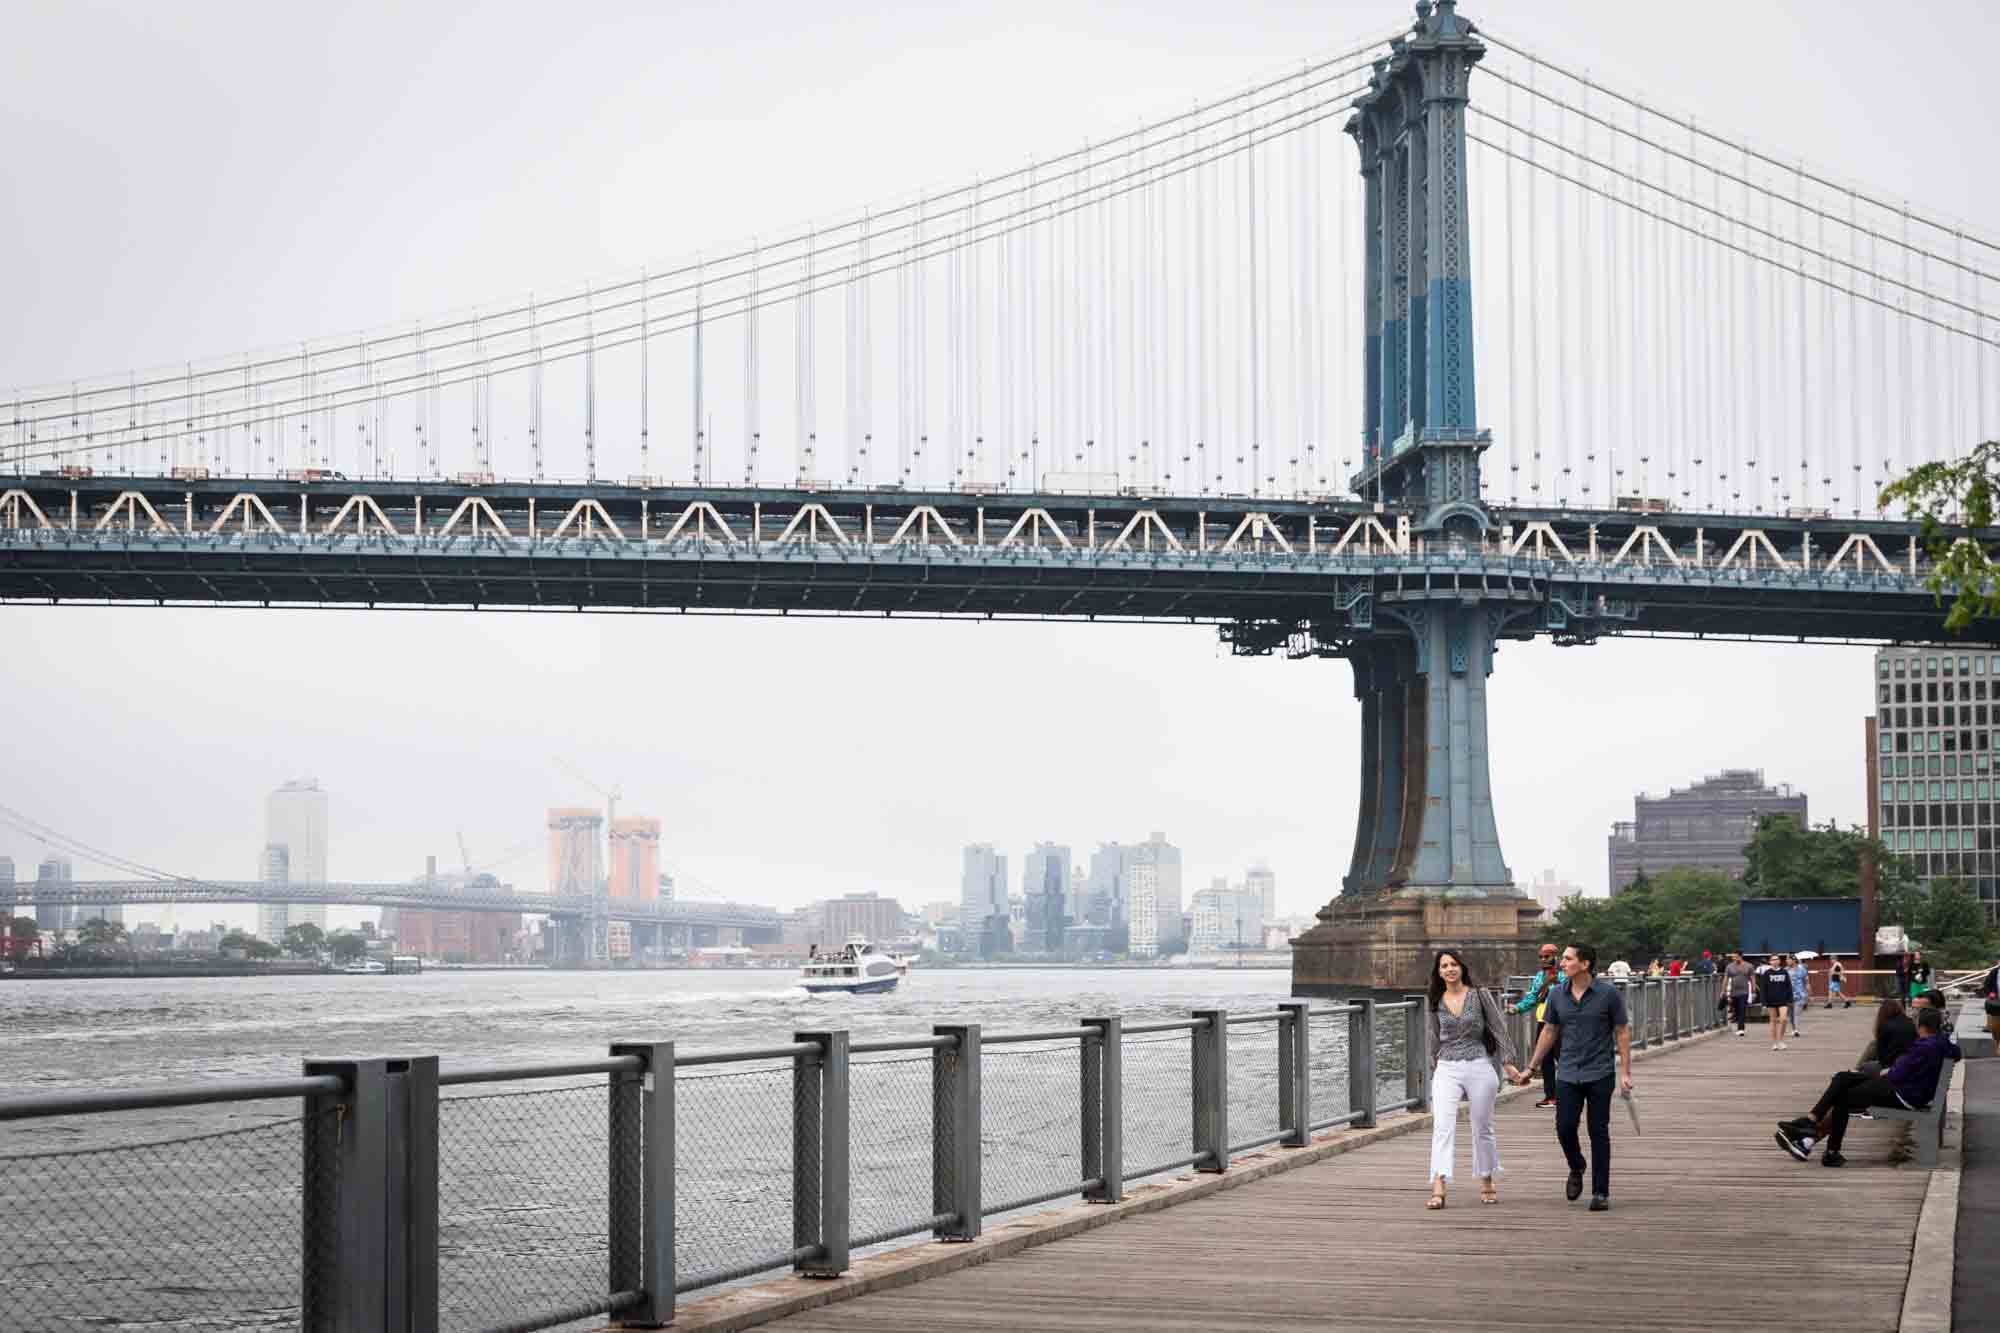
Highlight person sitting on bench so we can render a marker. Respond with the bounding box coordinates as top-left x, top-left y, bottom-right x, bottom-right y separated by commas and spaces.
1774, 1005, 1960, 1167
